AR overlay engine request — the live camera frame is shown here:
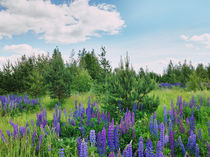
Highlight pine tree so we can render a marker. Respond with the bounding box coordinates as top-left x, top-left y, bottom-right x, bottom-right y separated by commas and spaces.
46, 47, 71, 102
